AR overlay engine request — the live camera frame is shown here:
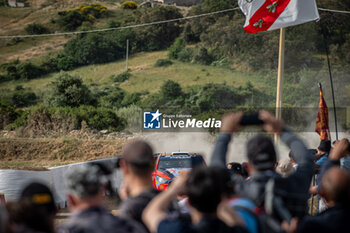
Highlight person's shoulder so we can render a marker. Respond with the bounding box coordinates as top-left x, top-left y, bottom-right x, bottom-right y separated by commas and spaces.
158, 218, 192, 233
